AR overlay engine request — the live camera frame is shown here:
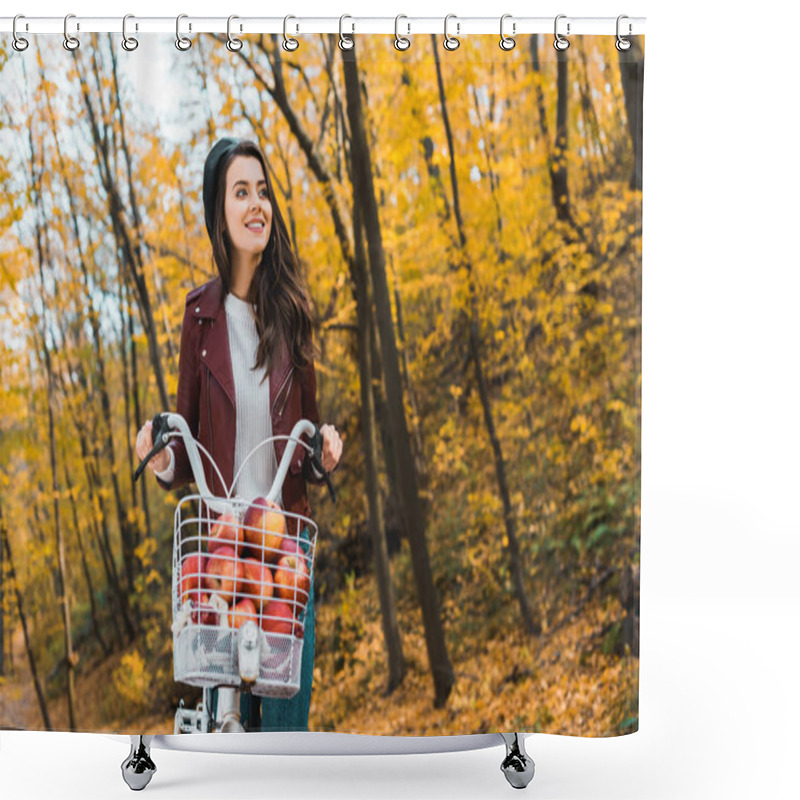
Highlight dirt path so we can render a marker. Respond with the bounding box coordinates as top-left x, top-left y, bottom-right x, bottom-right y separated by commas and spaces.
0, 625, 41, 730
1, 623, 176, 733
